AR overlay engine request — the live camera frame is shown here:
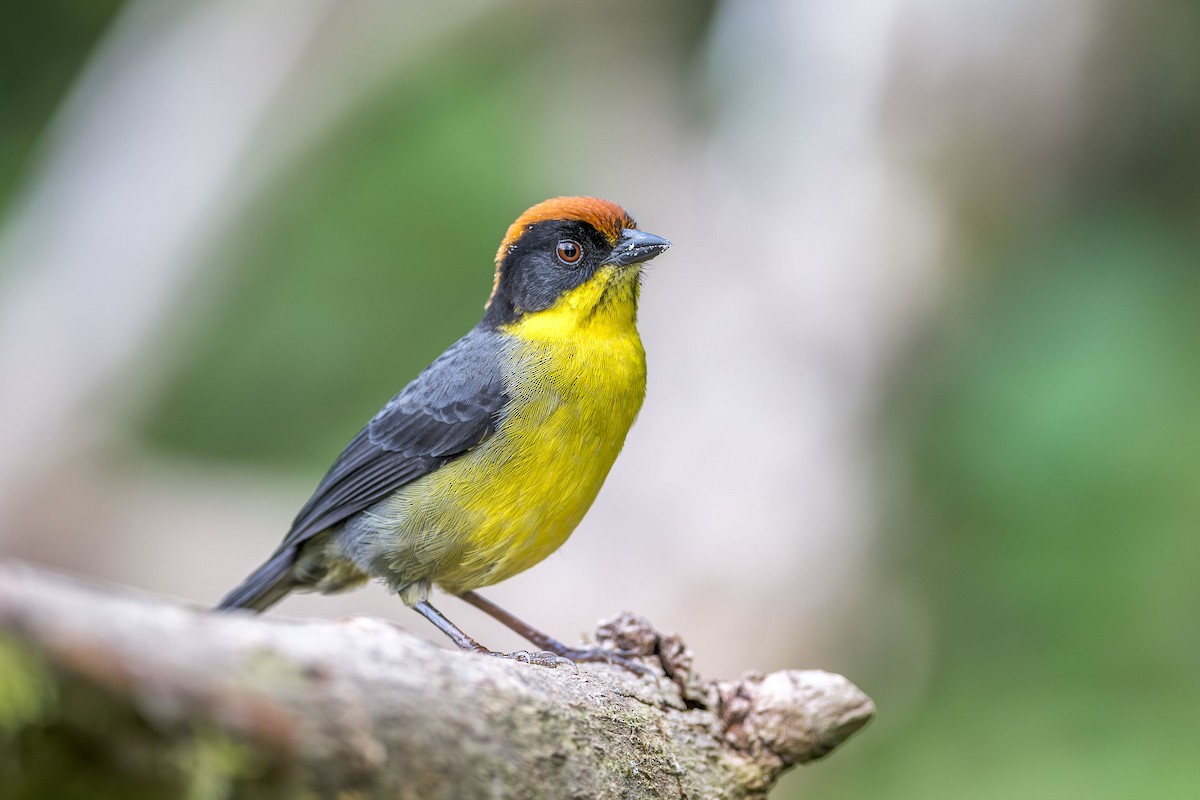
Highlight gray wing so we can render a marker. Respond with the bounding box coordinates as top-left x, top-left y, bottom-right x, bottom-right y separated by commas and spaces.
279, 327, 508, 550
